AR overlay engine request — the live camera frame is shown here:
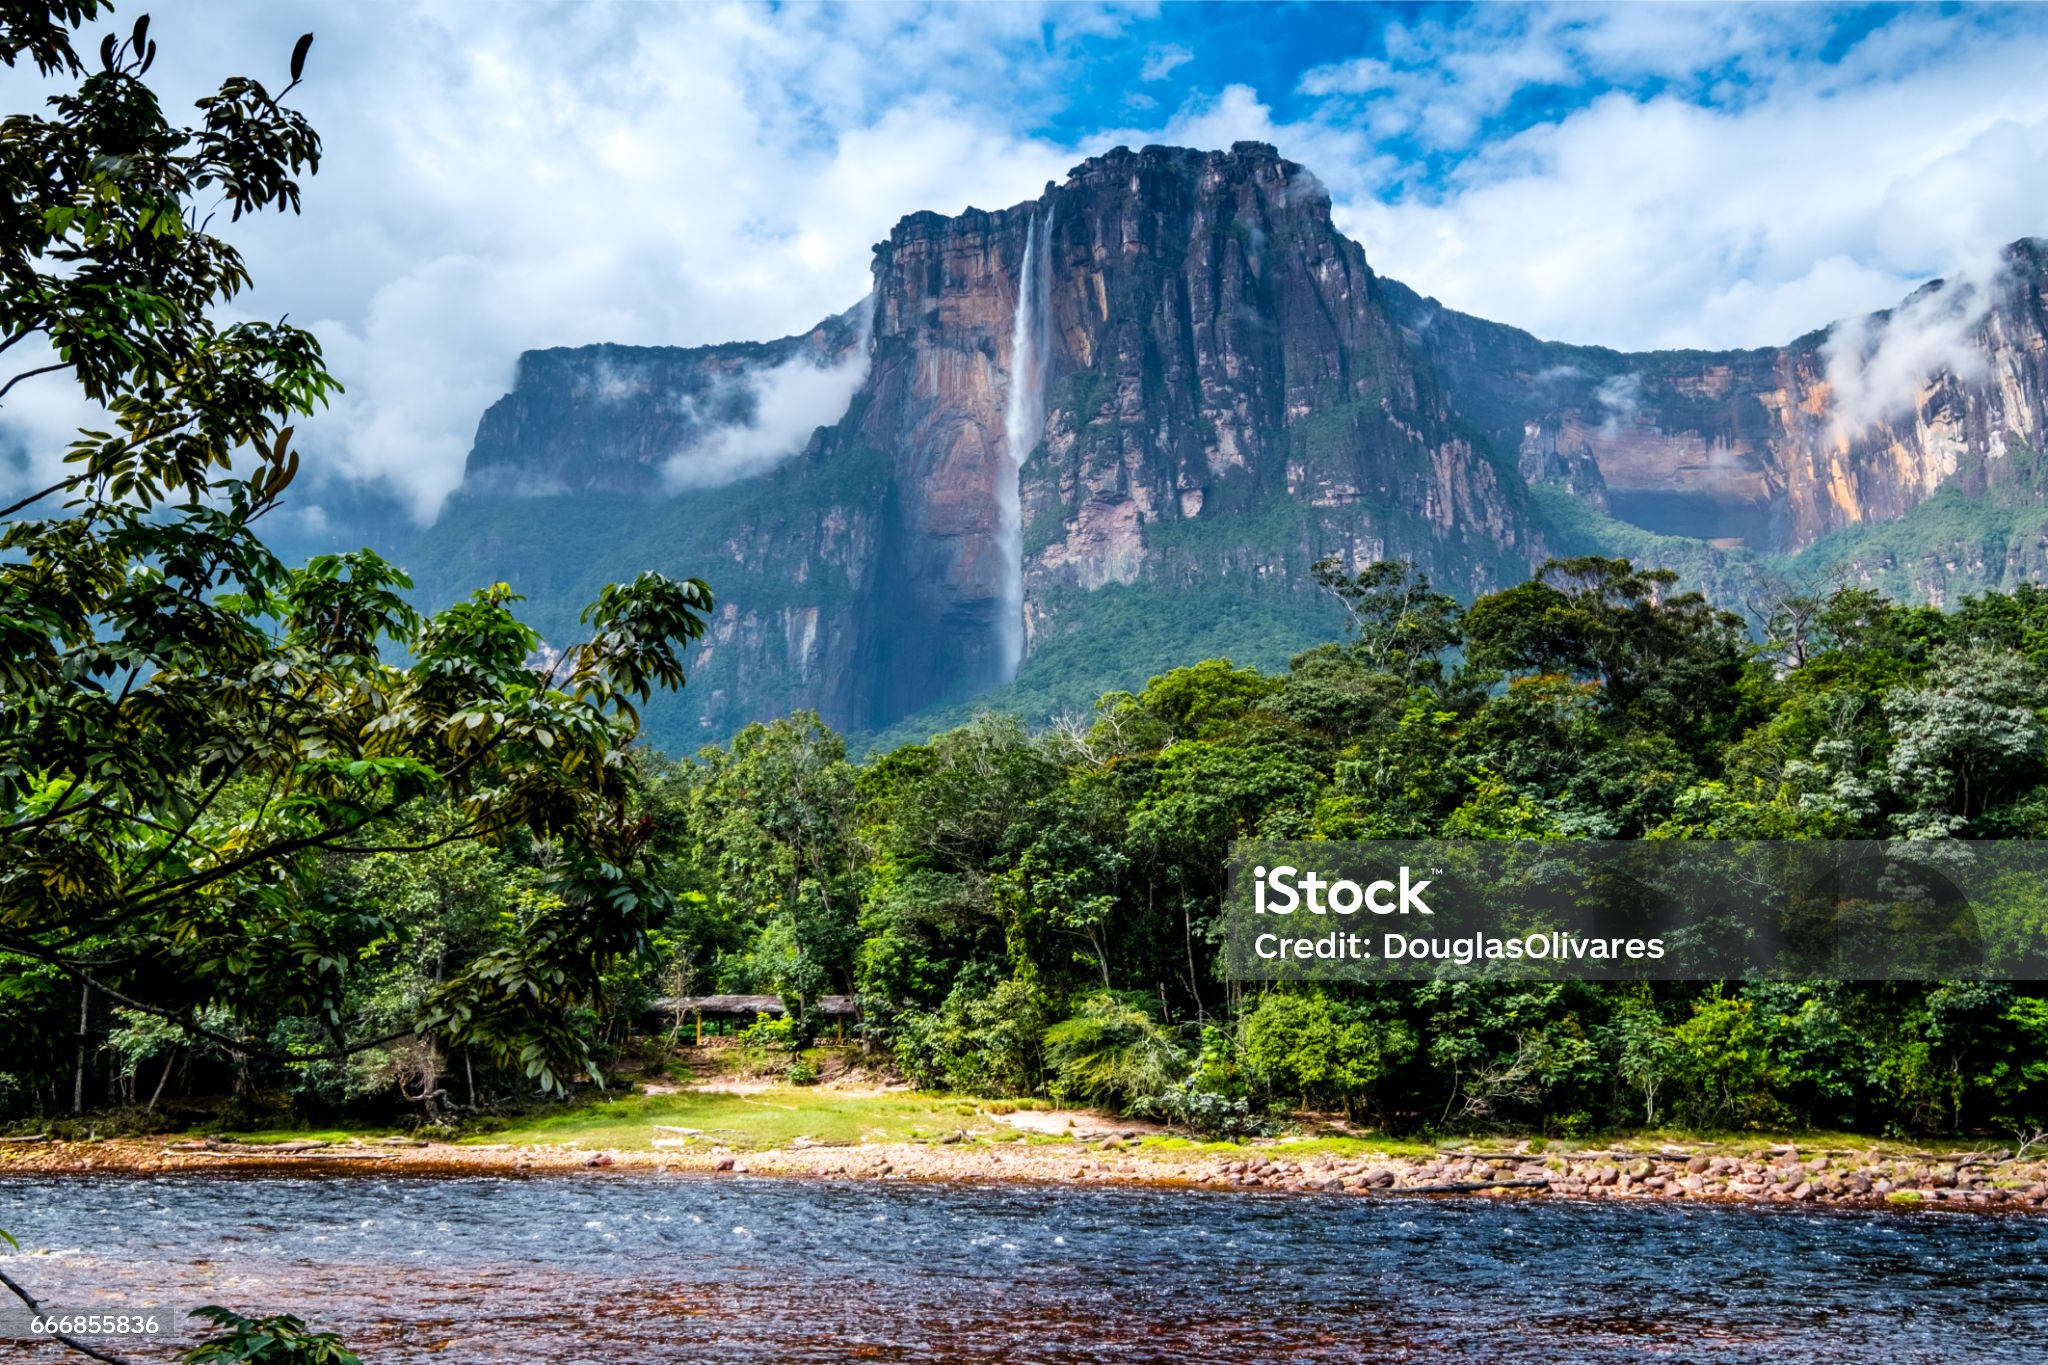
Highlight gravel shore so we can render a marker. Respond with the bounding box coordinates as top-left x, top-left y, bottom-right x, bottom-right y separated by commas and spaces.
6, 1134, 2046, 1211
